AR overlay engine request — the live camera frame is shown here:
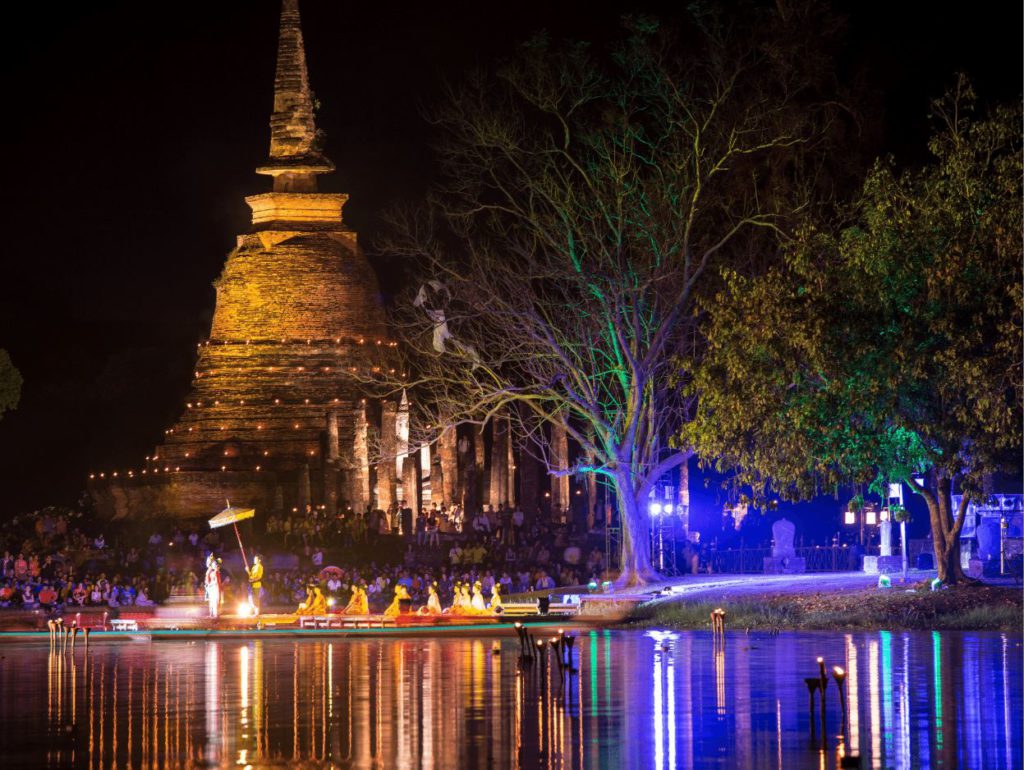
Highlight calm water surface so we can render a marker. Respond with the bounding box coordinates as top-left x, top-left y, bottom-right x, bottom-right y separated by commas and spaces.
0, 629, 1018, 769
